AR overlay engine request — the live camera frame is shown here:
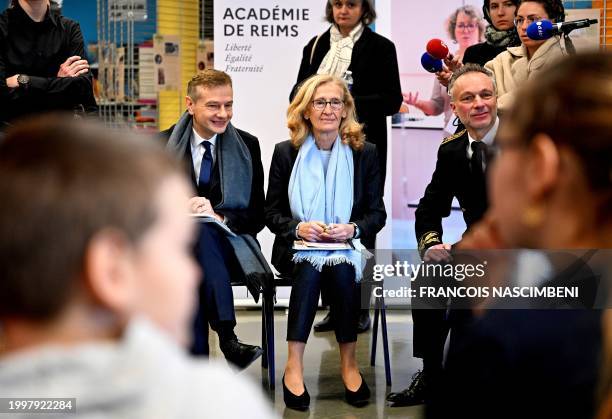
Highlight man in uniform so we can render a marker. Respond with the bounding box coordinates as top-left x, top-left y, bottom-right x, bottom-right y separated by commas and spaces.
388, 64, 499, 406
